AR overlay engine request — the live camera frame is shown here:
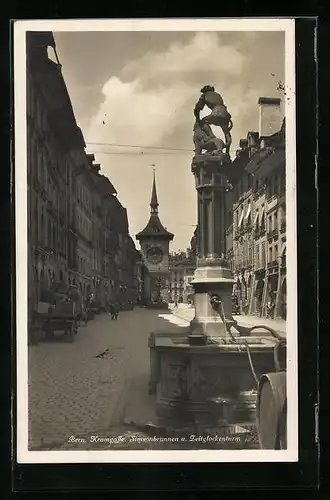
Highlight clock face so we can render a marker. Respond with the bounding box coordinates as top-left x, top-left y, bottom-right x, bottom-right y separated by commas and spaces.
146, 245, 164, 264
